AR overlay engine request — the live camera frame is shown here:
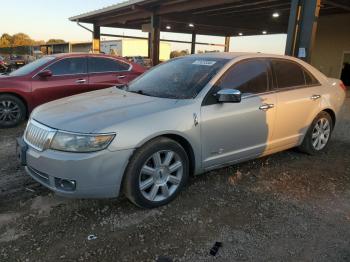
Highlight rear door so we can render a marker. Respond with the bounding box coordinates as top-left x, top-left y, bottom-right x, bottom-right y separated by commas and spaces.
270, 59, 322, 148
88, 57, 134, 91
201, 59, 277, 169
31, 57, 88, 106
